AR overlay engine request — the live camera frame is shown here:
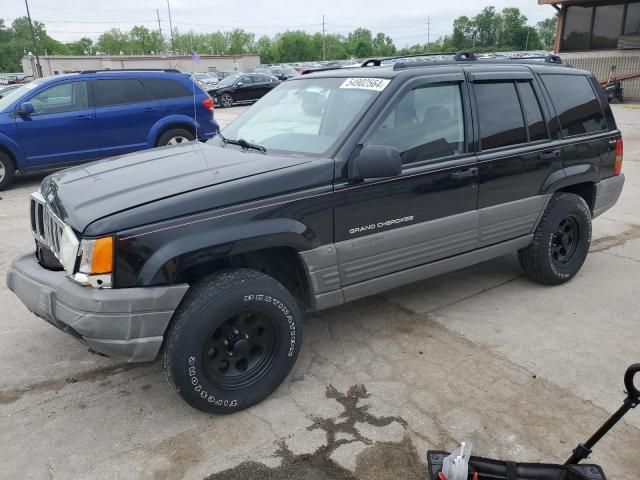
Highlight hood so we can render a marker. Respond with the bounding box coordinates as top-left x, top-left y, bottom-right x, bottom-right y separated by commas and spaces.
41, 141, 316, 234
